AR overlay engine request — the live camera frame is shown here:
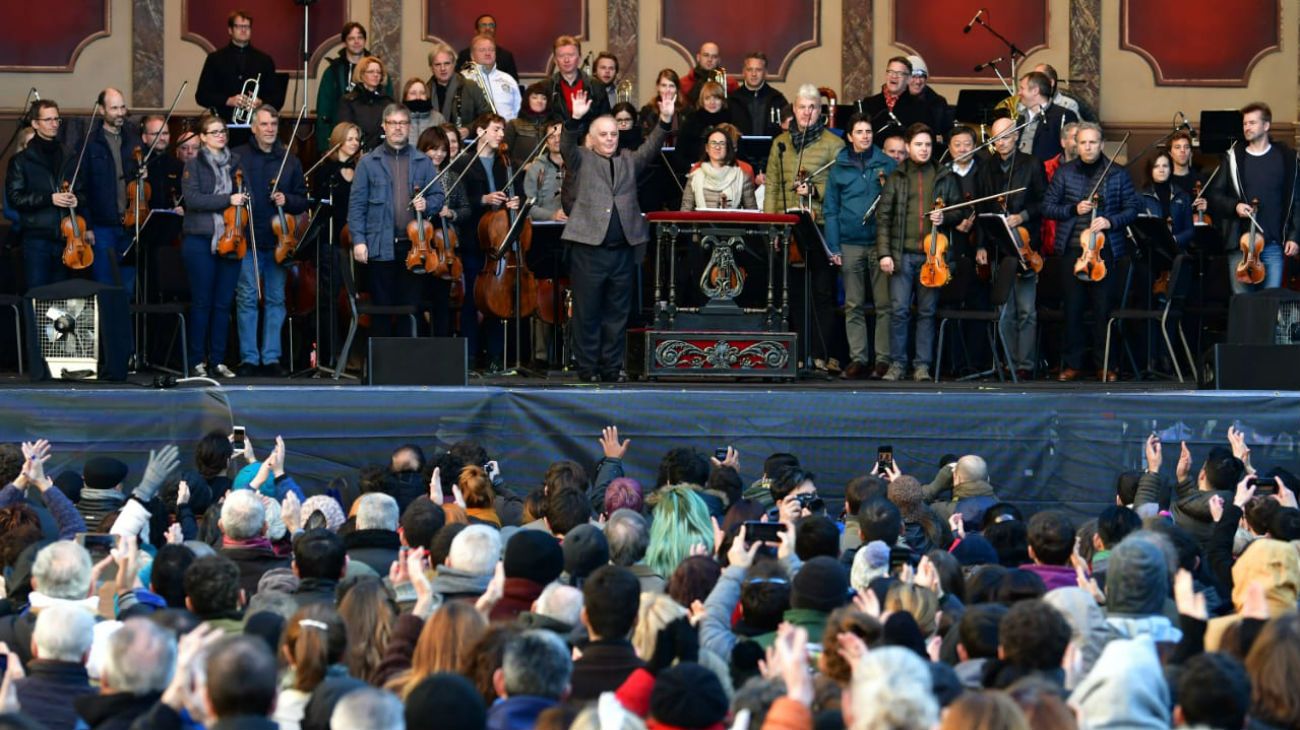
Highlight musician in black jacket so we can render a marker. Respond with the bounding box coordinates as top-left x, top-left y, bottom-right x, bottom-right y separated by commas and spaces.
6, 100, 87, 291
974, 116, 1047, 379
194, 11, 283, 127
549, 35, 608, 126
136, 115, 185, 303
